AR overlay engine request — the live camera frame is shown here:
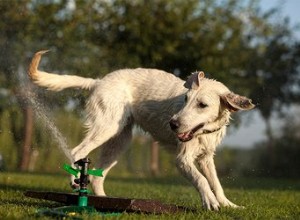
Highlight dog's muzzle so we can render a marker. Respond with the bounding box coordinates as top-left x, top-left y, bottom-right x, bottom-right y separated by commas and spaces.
169, 119, 204, 142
